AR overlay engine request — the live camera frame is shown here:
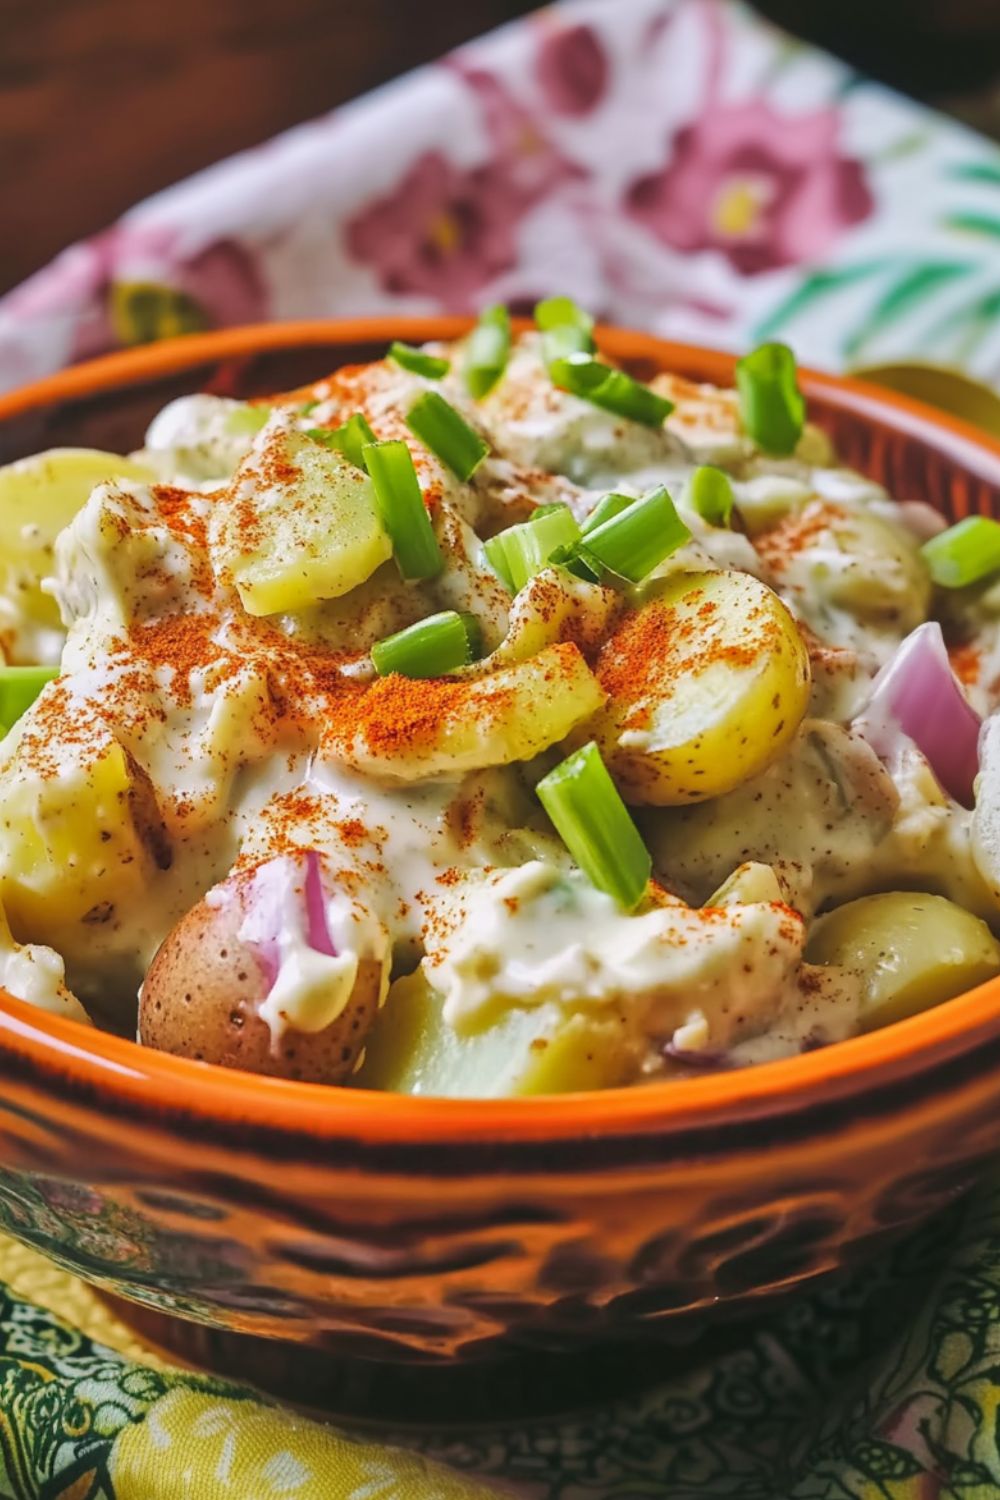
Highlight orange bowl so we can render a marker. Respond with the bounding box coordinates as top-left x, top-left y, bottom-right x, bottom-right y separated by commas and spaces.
2, 319, 1000, 1421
